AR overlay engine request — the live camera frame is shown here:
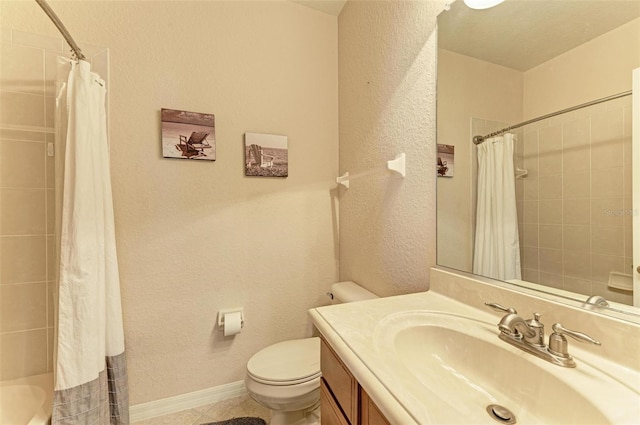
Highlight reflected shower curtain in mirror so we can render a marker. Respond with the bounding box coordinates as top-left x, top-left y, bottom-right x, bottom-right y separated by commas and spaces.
53, 59, 129, 424
473, 133, 521, 281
